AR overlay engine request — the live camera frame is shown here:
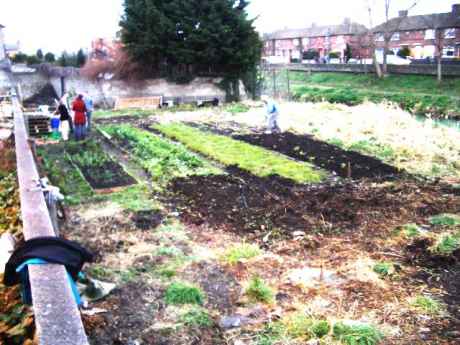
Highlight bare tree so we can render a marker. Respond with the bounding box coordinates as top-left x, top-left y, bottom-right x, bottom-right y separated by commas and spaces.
420, 14, 446, 83
367, 0, 420, 77
366, 0, 383, 78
